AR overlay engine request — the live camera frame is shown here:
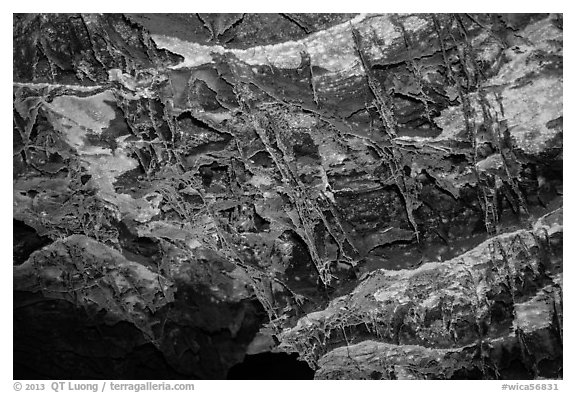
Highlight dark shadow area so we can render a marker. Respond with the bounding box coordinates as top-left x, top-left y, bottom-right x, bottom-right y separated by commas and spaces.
14, 288, 268, 379
227, 352, 314, 380
13, 219, 51, 265
13, 292, 189, 380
